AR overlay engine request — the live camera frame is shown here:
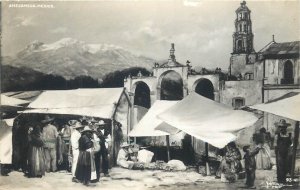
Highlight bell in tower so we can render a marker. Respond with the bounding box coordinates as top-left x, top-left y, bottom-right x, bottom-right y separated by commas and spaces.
232, 1, 255, 54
